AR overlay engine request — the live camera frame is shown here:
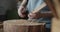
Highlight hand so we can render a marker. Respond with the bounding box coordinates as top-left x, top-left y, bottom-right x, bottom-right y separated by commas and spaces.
28, 12, 41, 19
18, 6, 27, 18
